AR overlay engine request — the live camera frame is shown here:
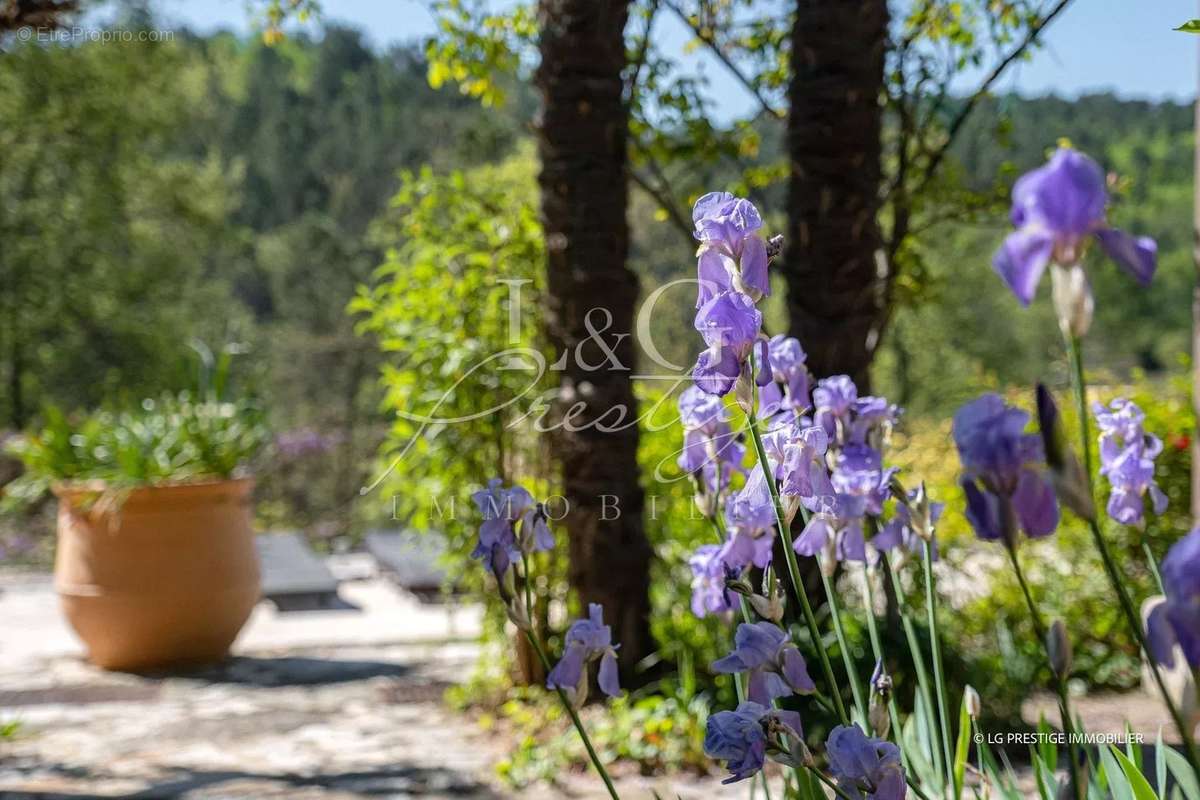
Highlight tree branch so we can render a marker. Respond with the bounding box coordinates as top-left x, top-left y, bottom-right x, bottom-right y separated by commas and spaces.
625, 0, 661, 107
628, 163, 693, 245
915, 0, 1075, 194
662, 0, 784, 121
